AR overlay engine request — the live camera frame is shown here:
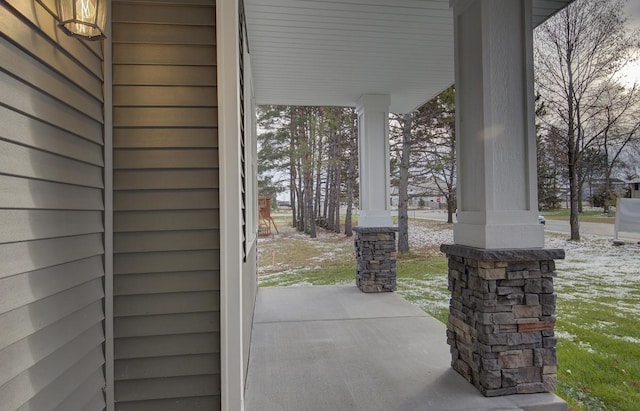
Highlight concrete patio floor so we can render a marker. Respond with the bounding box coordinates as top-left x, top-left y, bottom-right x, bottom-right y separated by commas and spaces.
245, 285, 567, 411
